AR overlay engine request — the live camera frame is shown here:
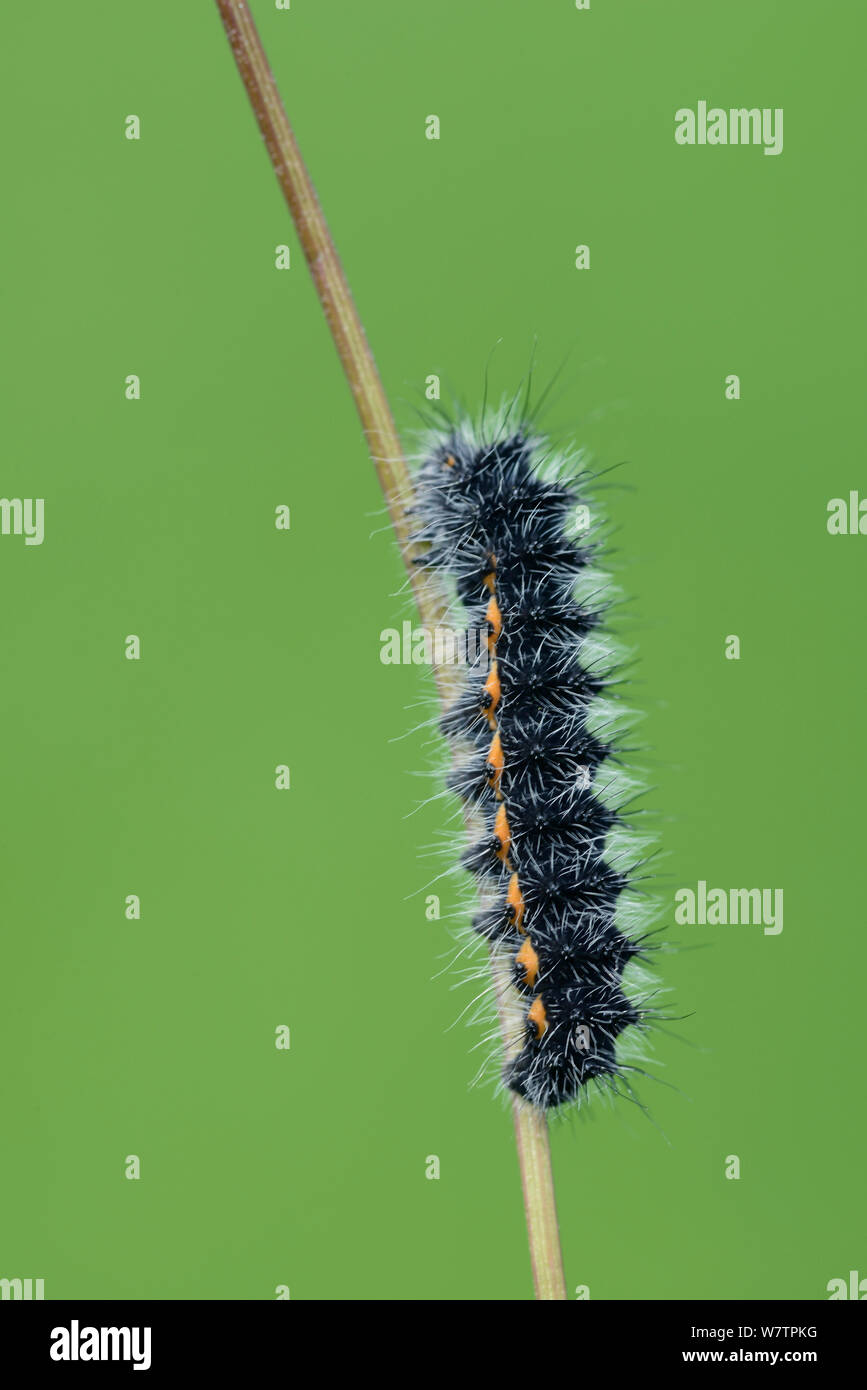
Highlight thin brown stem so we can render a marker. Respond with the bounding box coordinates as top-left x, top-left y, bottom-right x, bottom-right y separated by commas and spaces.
214, 0, 566, 1300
